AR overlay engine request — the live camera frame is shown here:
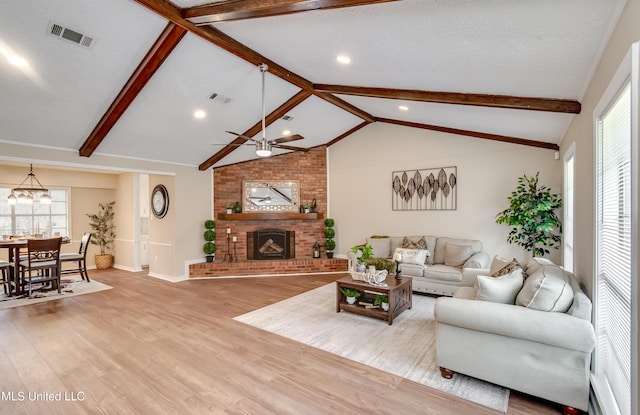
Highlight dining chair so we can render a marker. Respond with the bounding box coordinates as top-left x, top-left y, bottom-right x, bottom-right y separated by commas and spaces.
1, 260, 10, 295
19, 237, 63, 298
60, 232, 92, 281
